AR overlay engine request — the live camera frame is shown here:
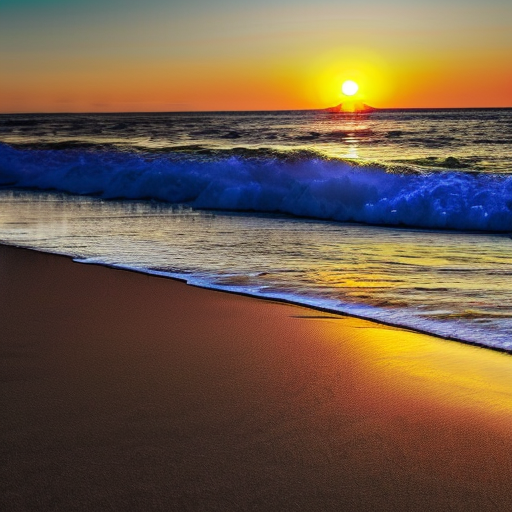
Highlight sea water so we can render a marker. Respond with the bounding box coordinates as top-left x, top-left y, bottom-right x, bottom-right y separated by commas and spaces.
0, 110, 511, 350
